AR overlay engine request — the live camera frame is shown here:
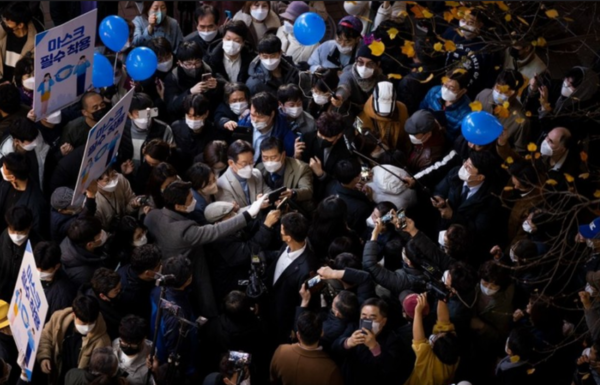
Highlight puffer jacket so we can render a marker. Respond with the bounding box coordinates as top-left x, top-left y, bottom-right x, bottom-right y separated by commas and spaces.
419, 85, 472, 142
60, 237, 109, 289
357, 95, 410, 155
